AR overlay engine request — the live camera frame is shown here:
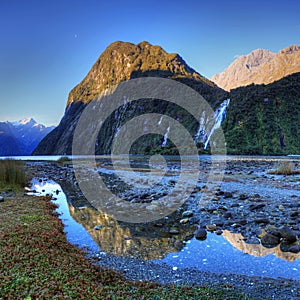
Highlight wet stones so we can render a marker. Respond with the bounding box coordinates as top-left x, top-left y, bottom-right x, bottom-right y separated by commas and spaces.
179, 218, 189, 225
254, 218, 269, 224
286, 245, 300, 253
206, 224, 217, 232
169, 228, 180, 235
261, 233, 280, 248
249, 203, 266, 211
280, 241, 300, 253
223, 192, 233, 199
239, 193, 248, 200
195, 228, 207, 240
279, 226, 298, 243
182, 210, 193, 218
223, 211, 232, 219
